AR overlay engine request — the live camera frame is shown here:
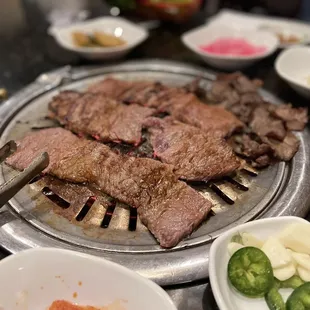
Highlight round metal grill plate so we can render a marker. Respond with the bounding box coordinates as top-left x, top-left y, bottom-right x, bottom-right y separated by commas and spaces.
0, 60, 309, 285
